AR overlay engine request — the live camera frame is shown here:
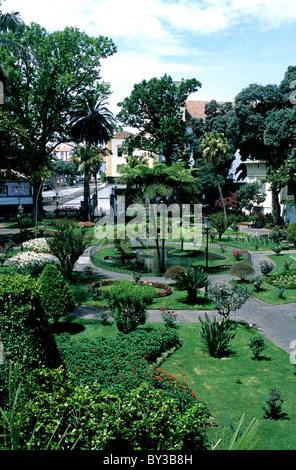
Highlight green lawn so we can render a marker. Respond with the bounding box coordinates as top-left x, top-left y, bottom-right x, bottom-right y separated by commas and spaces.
59, 316, 296, 450
162, 321, 296, 450
251, 253, 296, 304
